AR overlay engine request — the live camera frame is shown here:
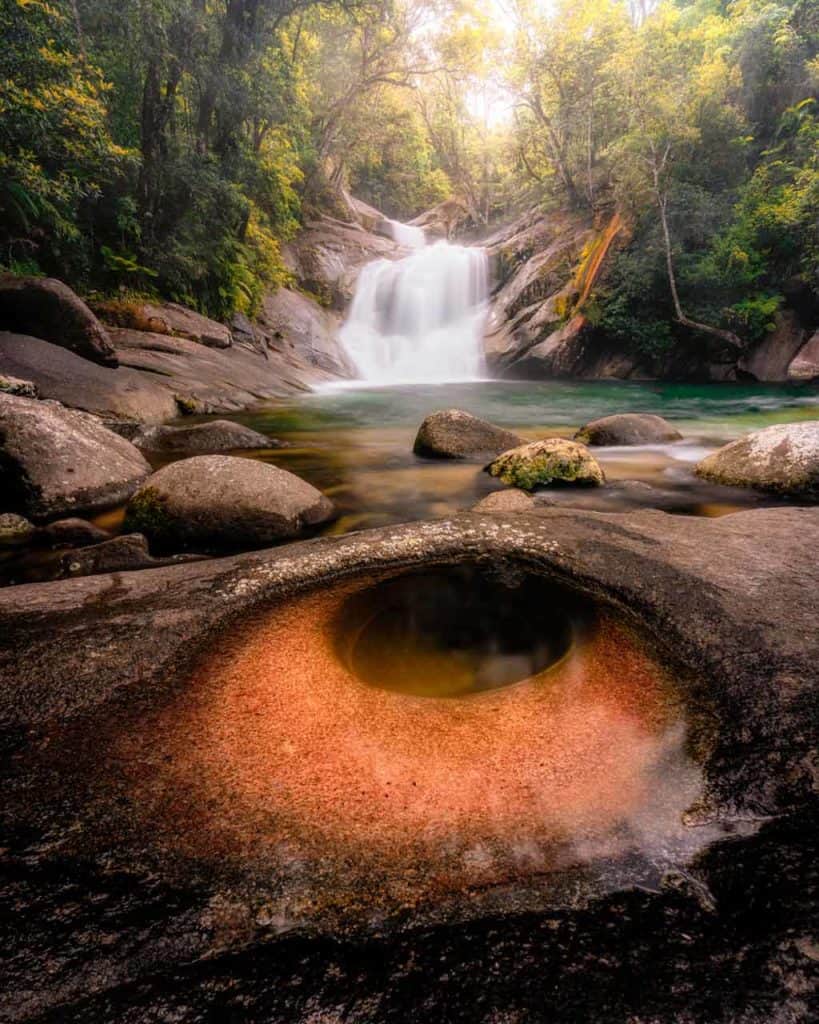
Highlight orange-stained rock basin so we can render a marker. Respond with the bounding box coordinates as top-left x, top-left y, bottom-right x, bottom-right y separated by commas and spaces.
109, 568, 710, 925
